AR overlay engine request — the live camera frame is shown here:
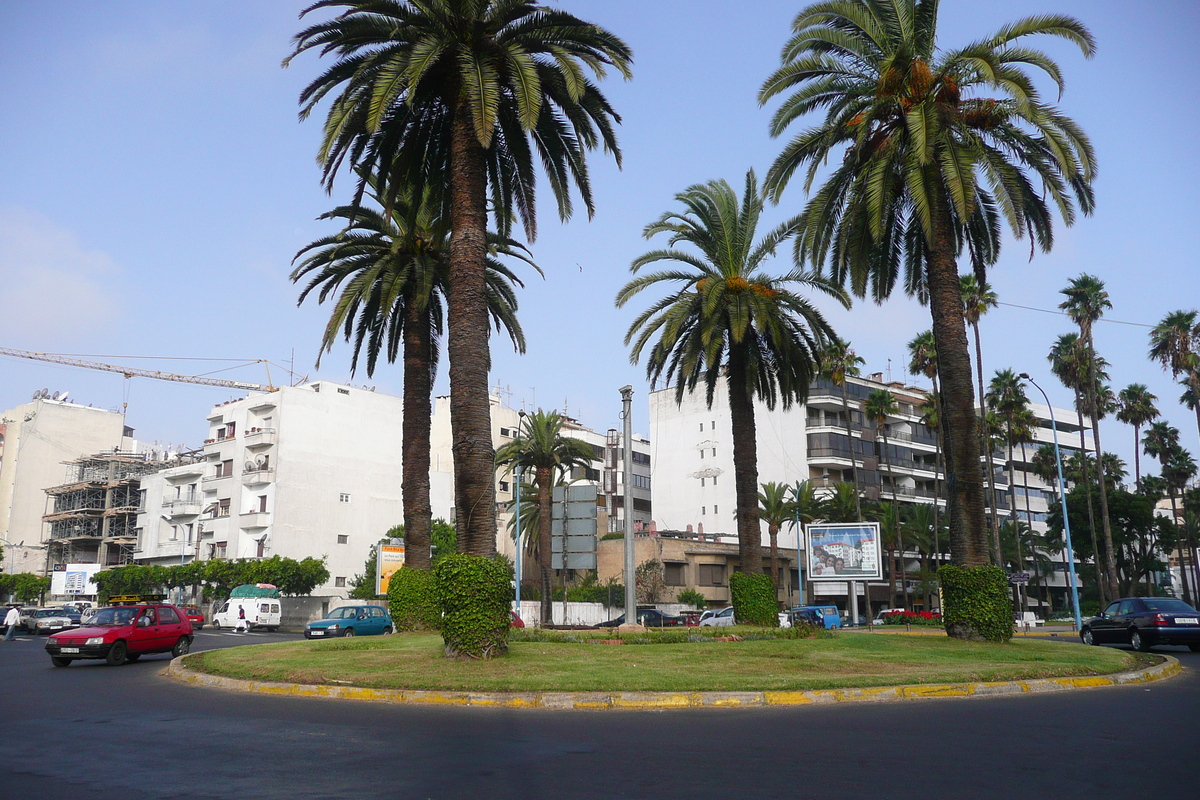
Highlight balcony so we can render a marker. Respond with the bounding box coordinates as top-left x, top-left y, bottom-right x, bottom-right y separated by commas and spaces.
203, 434, 236, 450
162, 497, 201, 516
244, 427, 277, 448
201, 472, 232, 485
242, 467, 275, 486
239, 511, 270, 529
151, 540, 188, 558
